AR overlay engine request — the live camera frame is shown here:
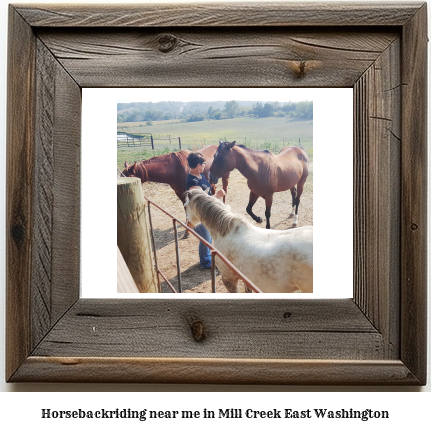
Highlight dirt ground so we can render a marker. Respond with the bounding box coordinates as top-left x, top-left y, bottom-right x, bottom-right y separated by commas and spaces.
140, 167, 313, 294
